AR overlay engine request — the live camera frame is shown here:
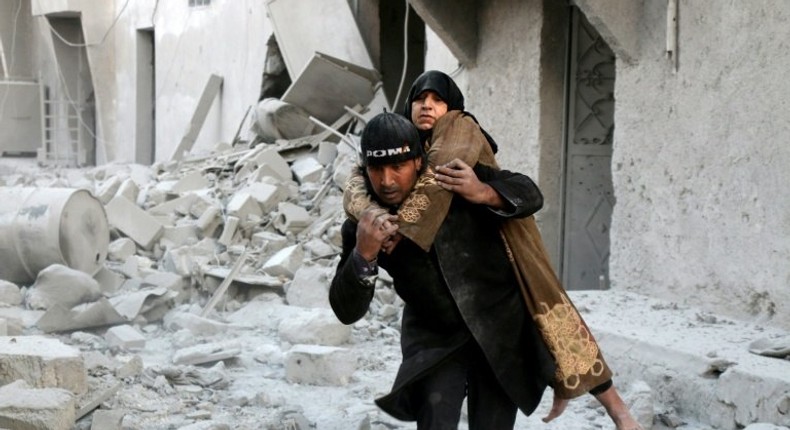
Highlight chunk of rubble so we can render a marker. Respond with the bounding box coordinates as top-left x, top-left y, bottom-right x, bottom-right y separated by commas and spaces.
26, 264, 102, 311
278, 308, 351, 346
284, 344, 357, 386
261, 244, 304, 278
0, 280, 22, 306
105, 195, 164, 250
0, 380, 75, 430
273, 202, 313, 234
37, 298, 126, 333
285, 263, 333, 309
90, 409, 126, 430
0, 335, 86, 394
172, 340, 242, 366
291, 156, 324, 184
107, 238, 137, 262
104, 325, 146, 350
